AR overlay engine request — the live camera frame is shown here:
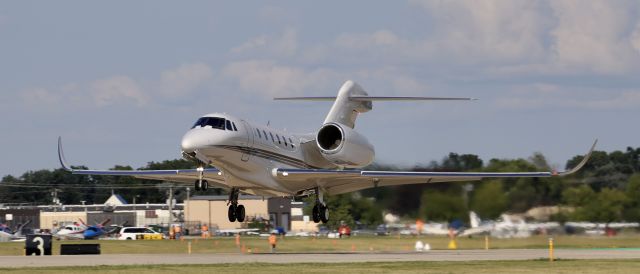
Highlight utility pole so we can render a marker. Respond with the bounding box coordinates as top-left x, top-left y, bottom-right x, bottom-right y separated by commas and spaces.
168, 186, 174, 224
133, 195, 140, 211
52, 189, 61, 212
186, 187, 191, 225
463, 184, 474, 210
